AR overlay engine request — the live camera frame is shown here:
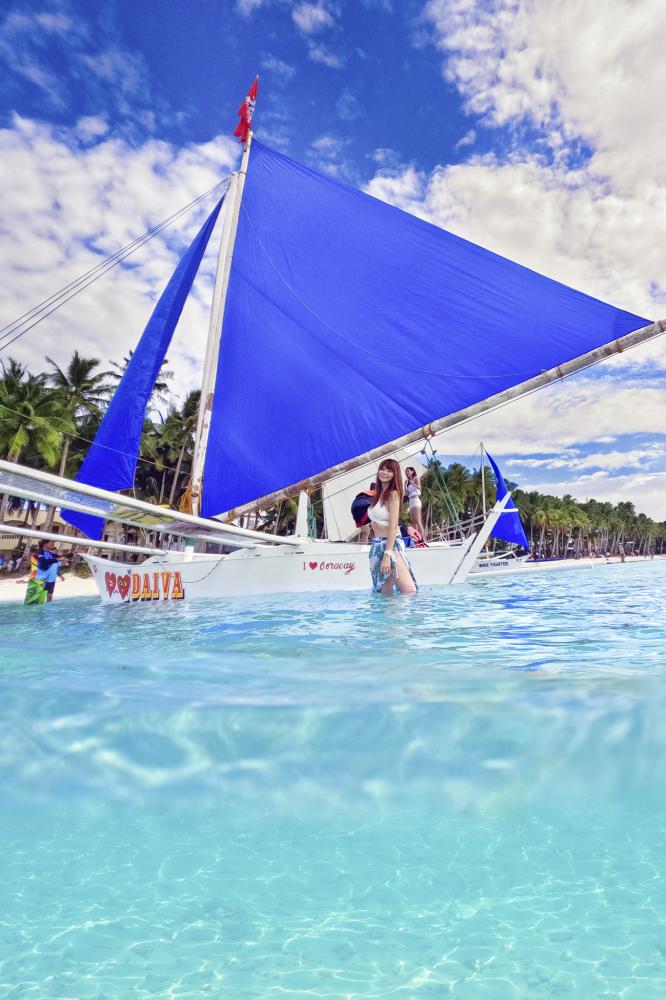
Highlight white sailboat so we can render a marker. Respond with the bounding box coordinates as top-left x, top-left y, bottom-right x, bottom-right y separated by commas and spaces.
1, 98, 664, 604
